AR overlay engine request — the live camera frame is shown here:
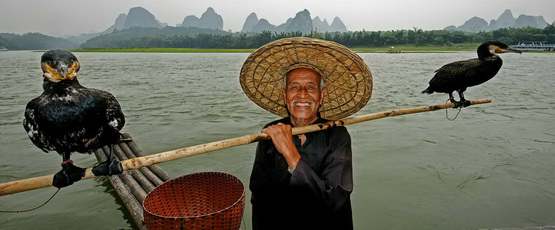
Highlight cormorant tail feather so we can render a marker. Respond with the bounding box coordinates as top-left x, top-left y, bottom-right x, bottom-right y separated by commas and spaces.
422, 87, 433, 94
